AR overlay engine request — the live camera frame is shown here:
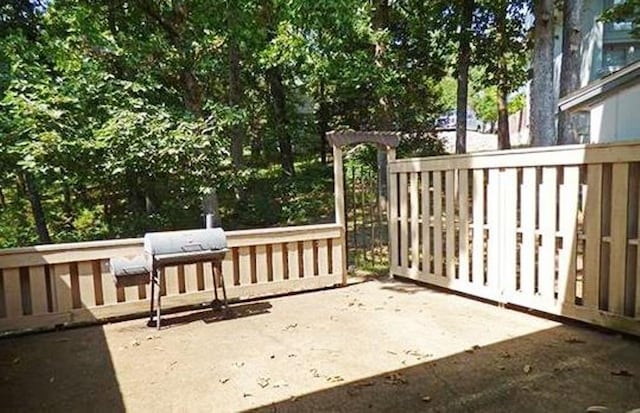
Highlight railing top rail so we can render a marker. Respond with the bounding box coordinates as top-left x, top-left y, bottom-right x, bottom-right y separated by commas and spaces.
389, 140, 640, 172
0, 223, 342, 269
